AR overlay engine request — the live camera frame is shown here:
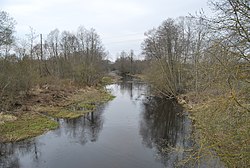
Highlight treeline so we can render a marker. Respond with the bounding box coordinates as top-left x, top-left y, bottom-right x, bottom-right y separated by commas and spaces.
112, 50, 148, 75
0, 11, 109, 110
142, 0, 249, 98
141, 0, 249, 166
